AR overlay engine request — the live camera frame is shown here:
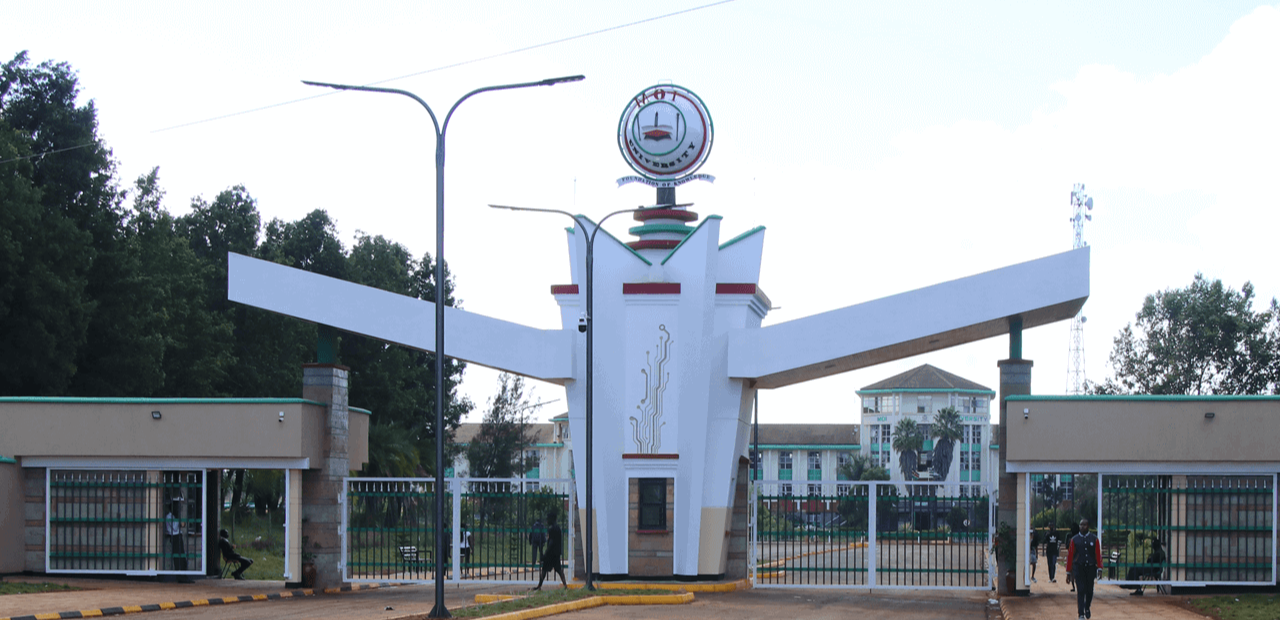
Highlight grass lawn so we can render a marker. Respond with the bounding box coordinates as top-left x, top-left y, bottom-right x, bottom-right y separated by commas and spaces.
1188, 594, 1280, 620
221, 510, 286, 581
453, 588, 677, 618
0, 582, 79, 595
